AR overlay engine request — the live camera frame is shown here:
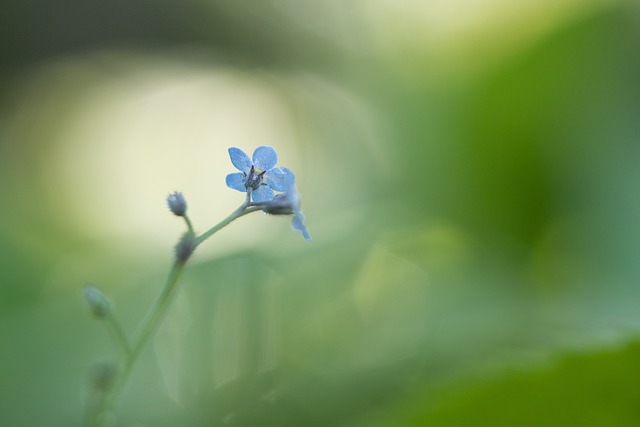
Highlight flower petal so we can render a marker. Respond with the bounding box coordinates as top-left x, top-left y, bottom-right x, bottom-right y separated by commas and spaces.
292, 211, 311, 240
252, 146, 278, 171
264, 167, 295, 192
252, 185, 275, 203
228, 147, 252, 173
225, 173, 247, 192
